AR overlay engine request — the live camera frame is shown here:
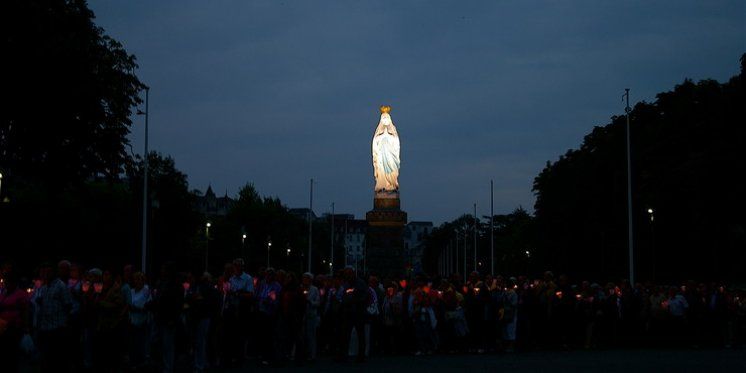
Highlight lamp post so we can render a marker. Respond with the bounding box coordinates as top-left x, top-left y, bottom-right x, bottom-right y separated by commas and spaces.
473, 203, 478, 274
648, 208, 656, 281
204, 222, 211, 272
624, 88, 635, 284
267, 240, 272, 268
242, 233, 247, 259
308, 178, 313, 273
330, 202, 334, 276
137, 87, 150, 274
490, 179, 494, 275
